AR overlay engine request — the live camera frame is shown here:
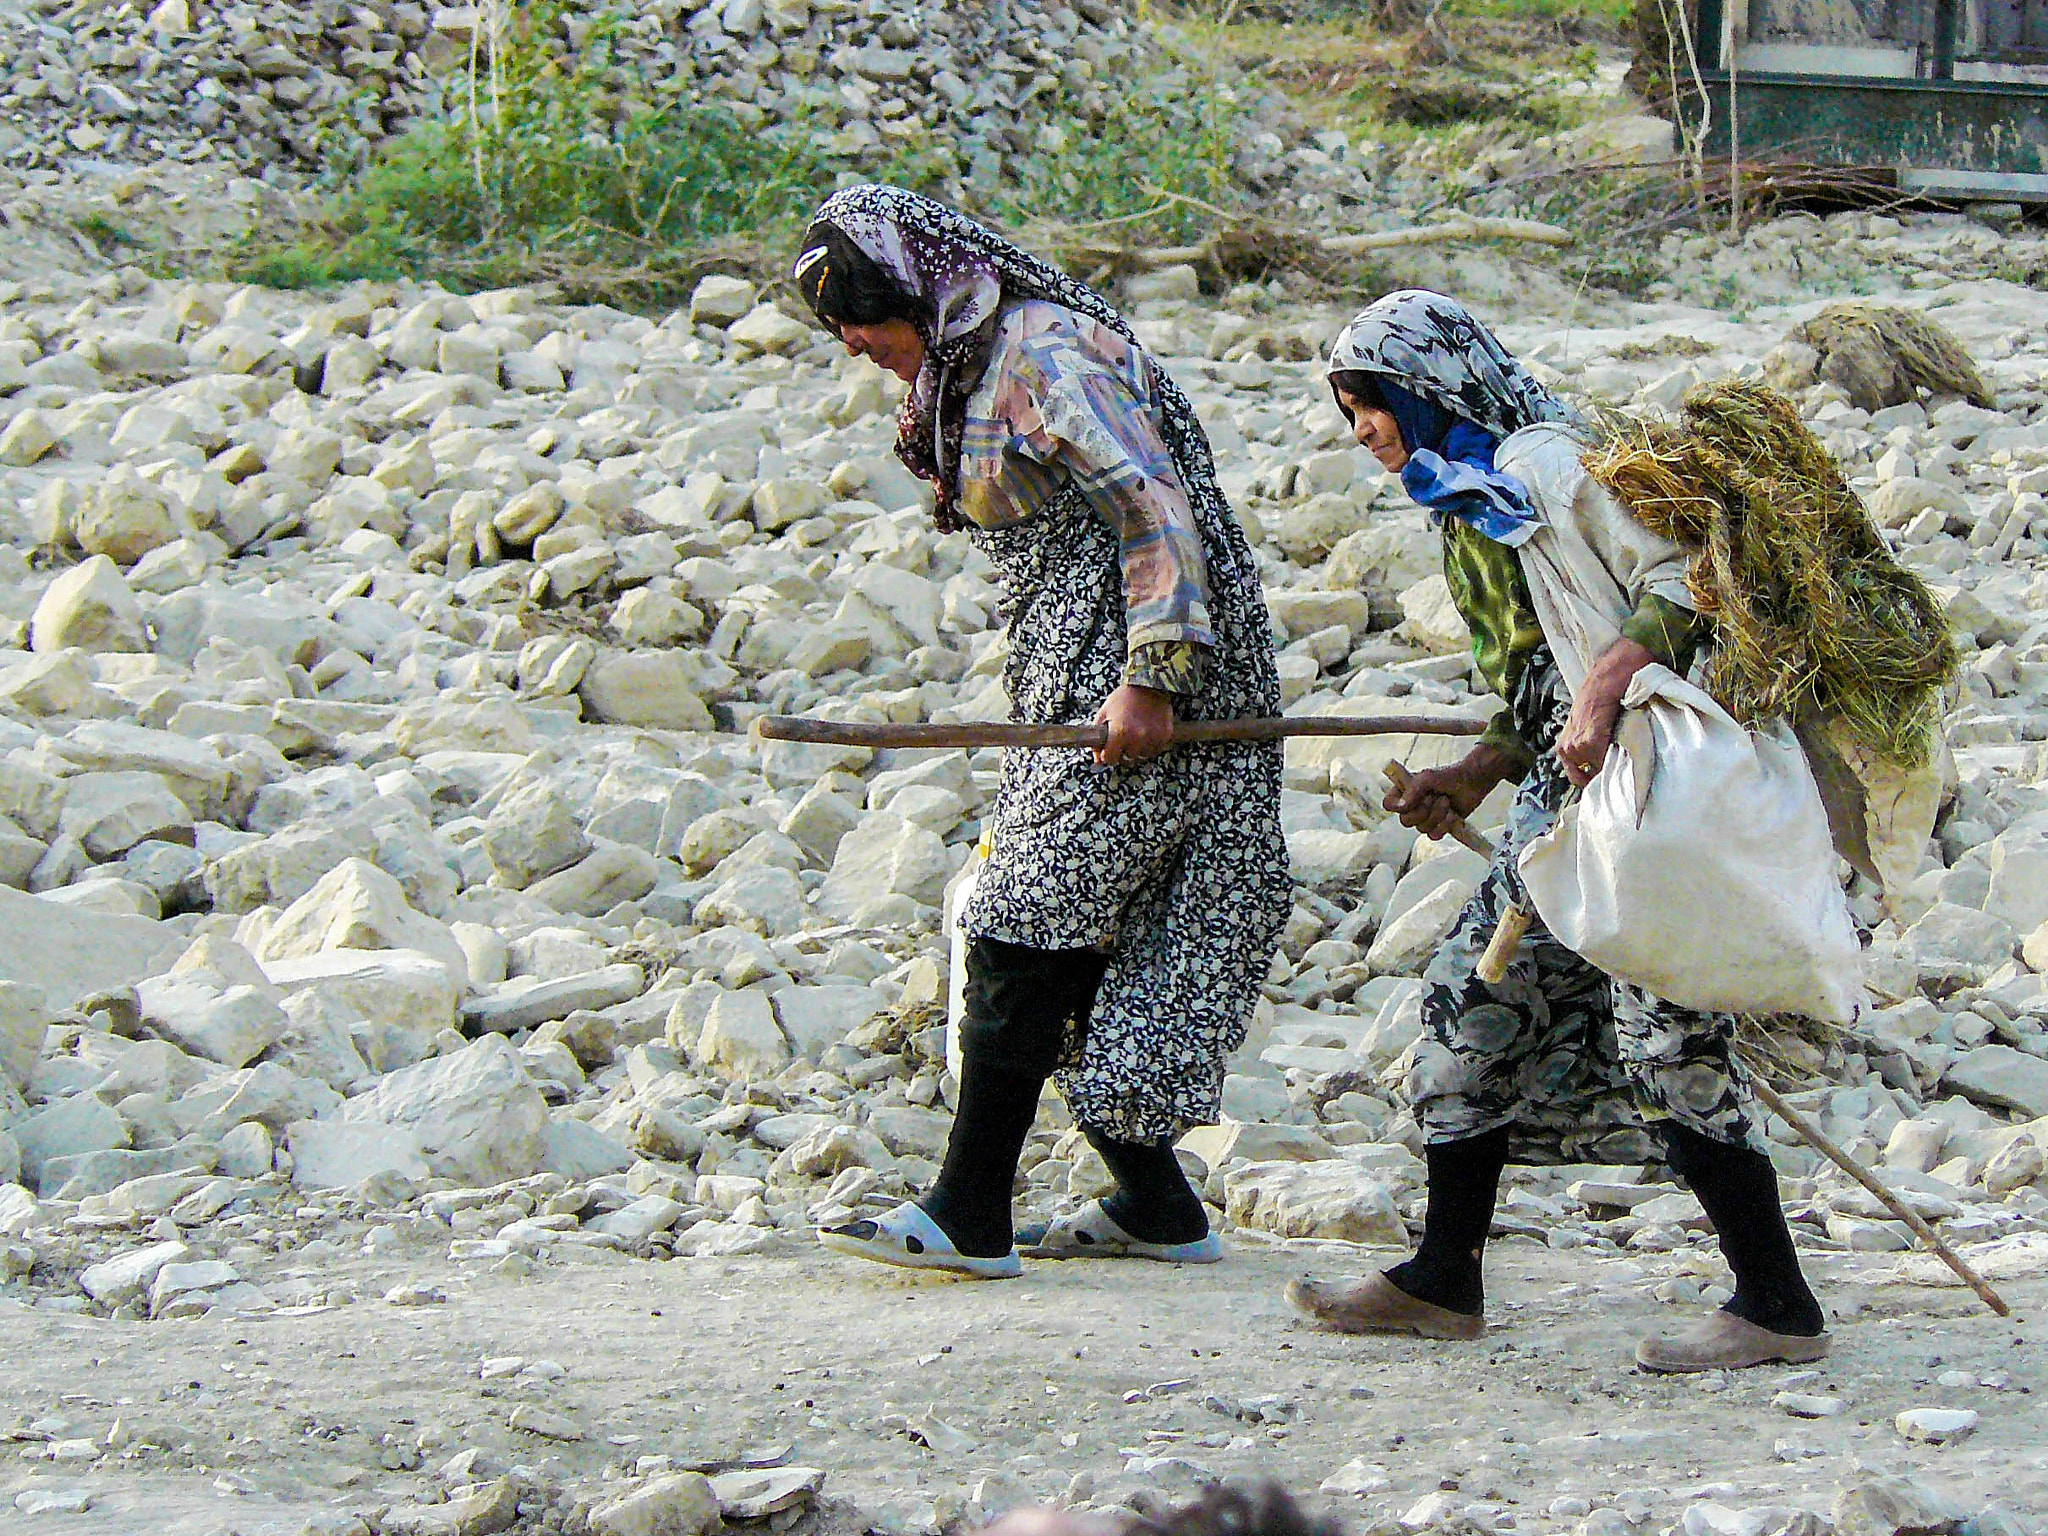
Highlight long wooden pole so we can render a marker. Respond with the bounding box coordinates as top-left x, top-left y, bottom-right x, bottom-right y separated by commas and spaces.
1387, 768, 2012, 1319
752, 714, 1489, 751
